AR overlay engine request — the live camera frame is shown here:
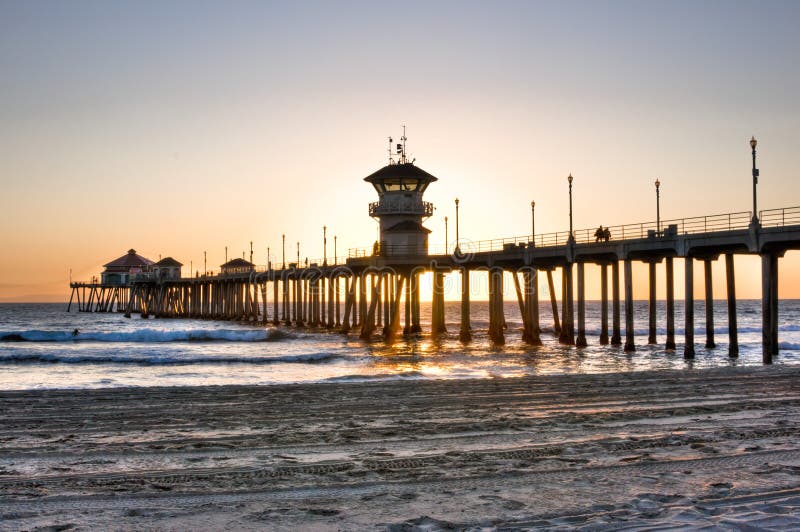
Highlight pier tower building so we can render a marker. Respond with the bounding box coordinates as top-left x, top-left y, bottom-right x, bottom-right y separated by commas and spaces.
364, 132, 436, 256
